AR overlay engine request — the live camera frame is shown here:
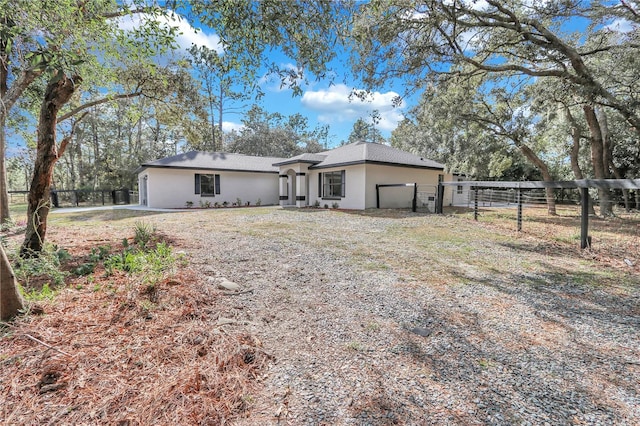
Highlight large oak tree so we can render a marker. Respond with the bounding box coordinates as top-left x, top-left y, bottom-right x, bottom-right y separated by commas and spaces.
353, 0, 639, 215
